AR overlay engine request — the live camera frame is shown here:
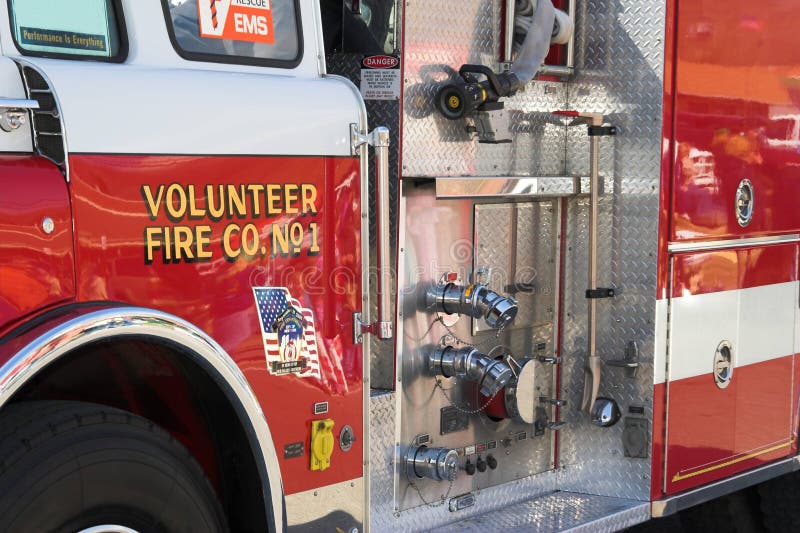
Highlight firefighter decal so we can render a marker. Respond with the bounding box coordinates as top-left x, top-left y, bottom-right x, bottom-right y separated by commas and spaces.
198, 0, 275, 44
253, 287, 321, 378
